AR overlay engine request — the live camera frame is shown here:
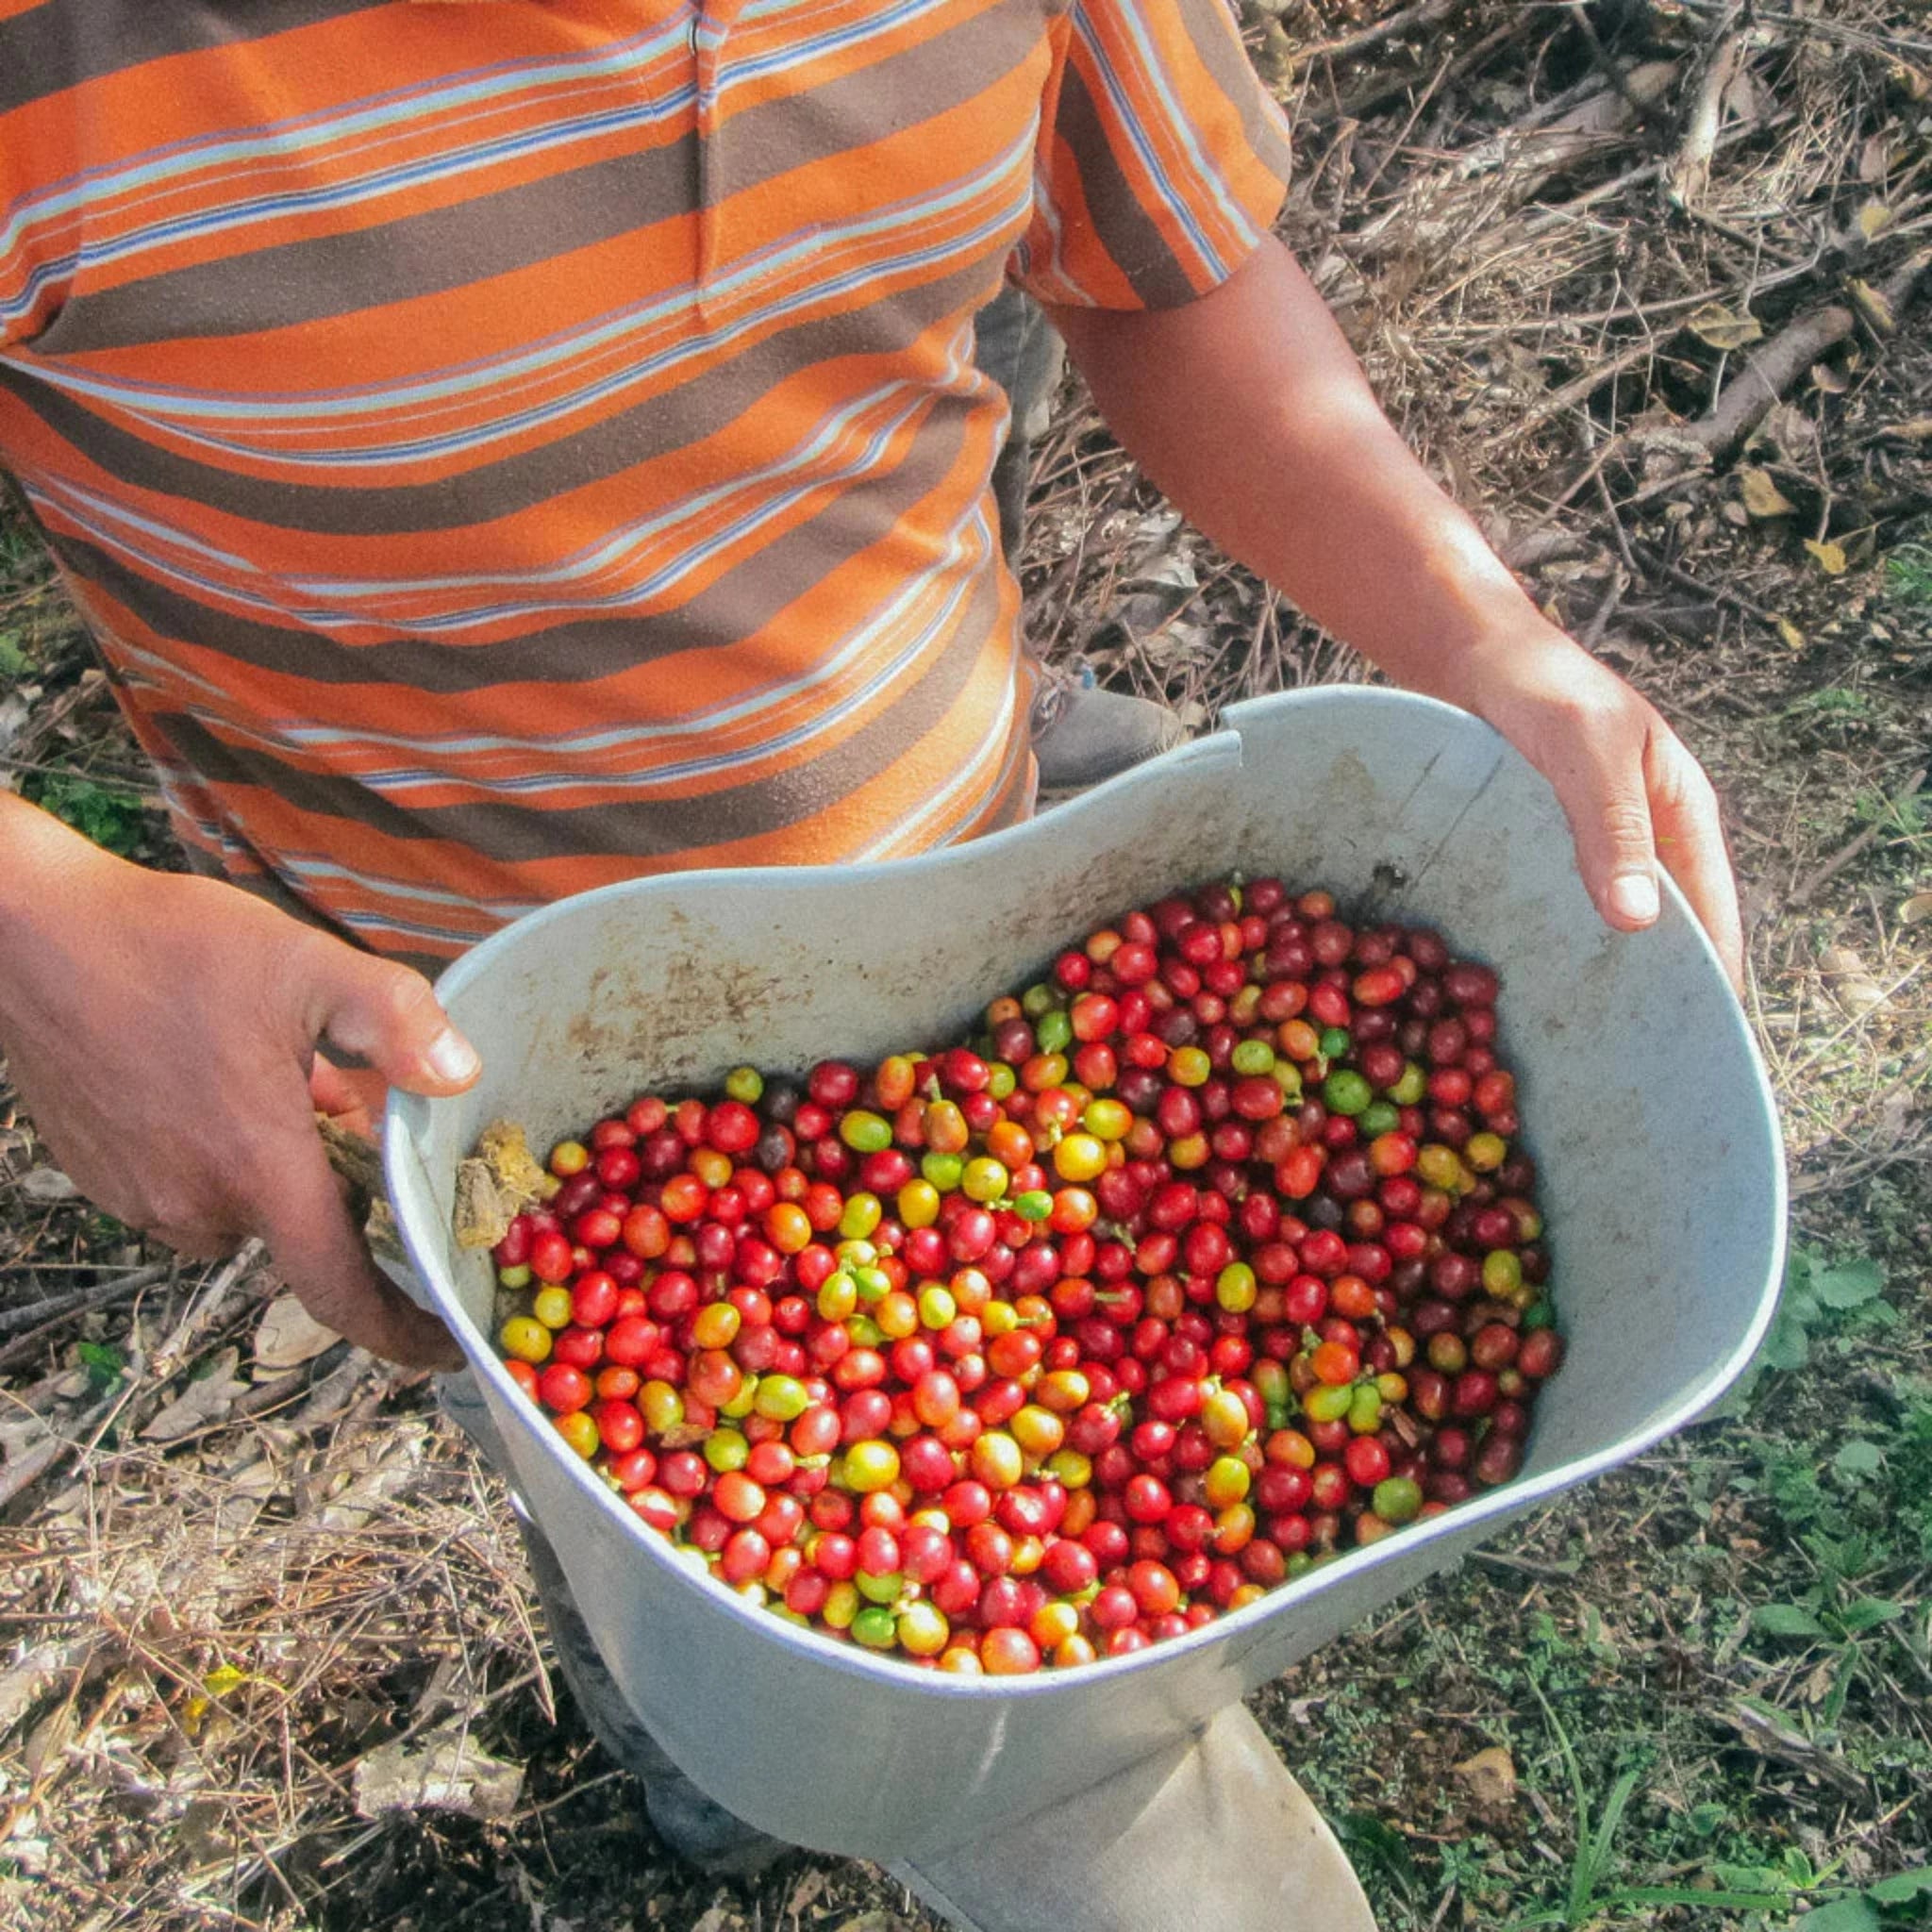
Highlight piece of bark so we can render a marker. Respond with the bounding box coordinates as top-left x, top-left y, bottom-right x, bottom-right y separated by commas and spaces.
316, 1115, 409, 1266
454, 1120, 555, 1249
0, 1262, 173, 1343
149, 1241, 266, 1382
353, 1719, 525, 1821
